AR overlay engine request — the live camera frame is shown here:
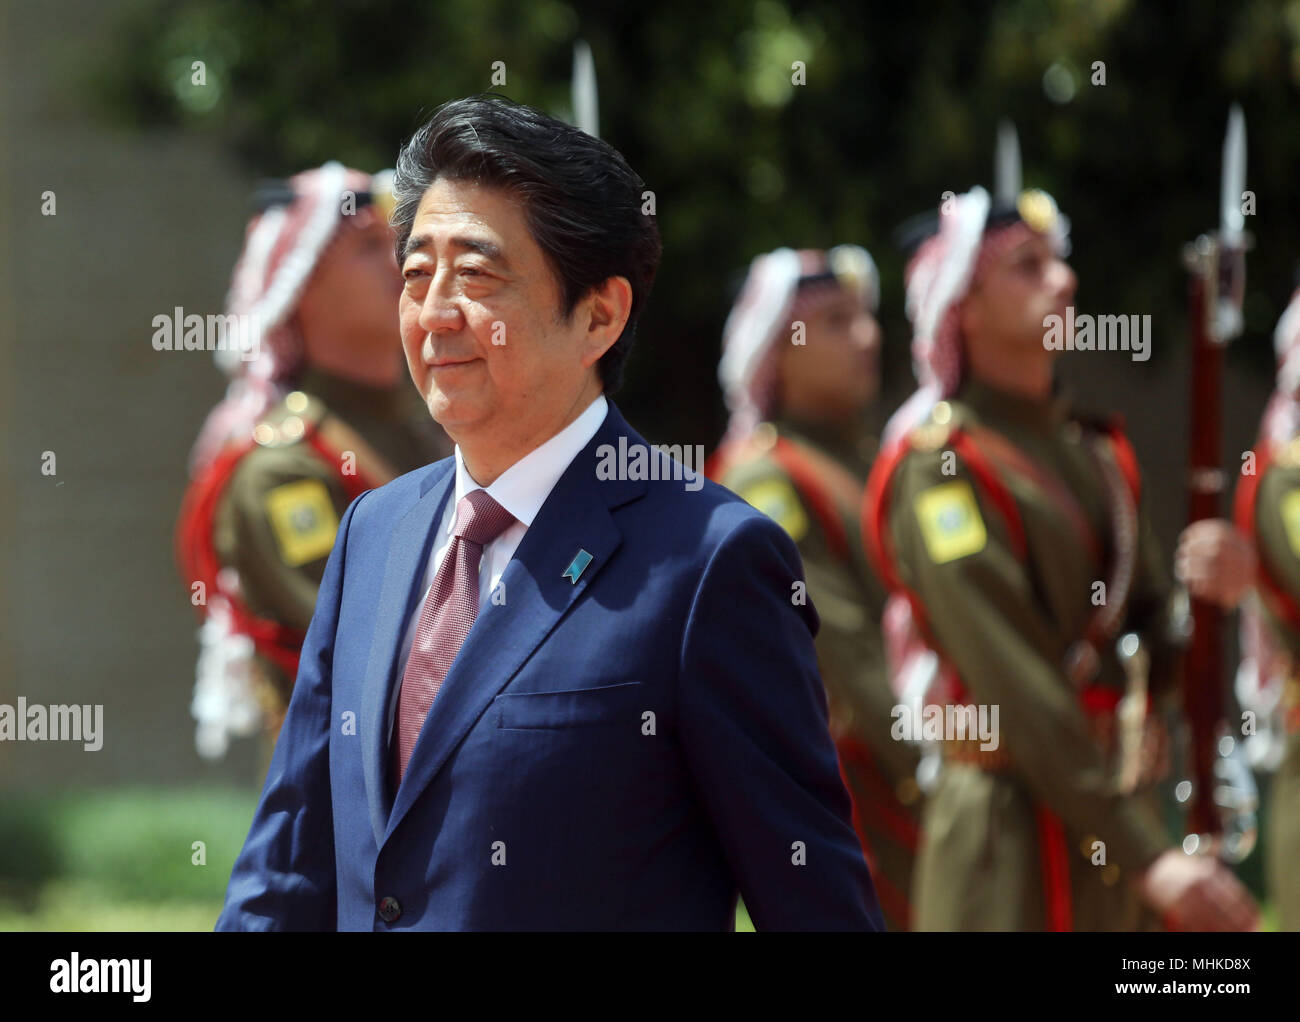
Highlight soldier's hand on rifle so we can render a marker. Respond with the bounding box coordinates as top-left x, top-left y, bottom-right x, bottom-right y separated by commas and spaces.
1175, 519, 1256, 610
1138, 848, 1260, 931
